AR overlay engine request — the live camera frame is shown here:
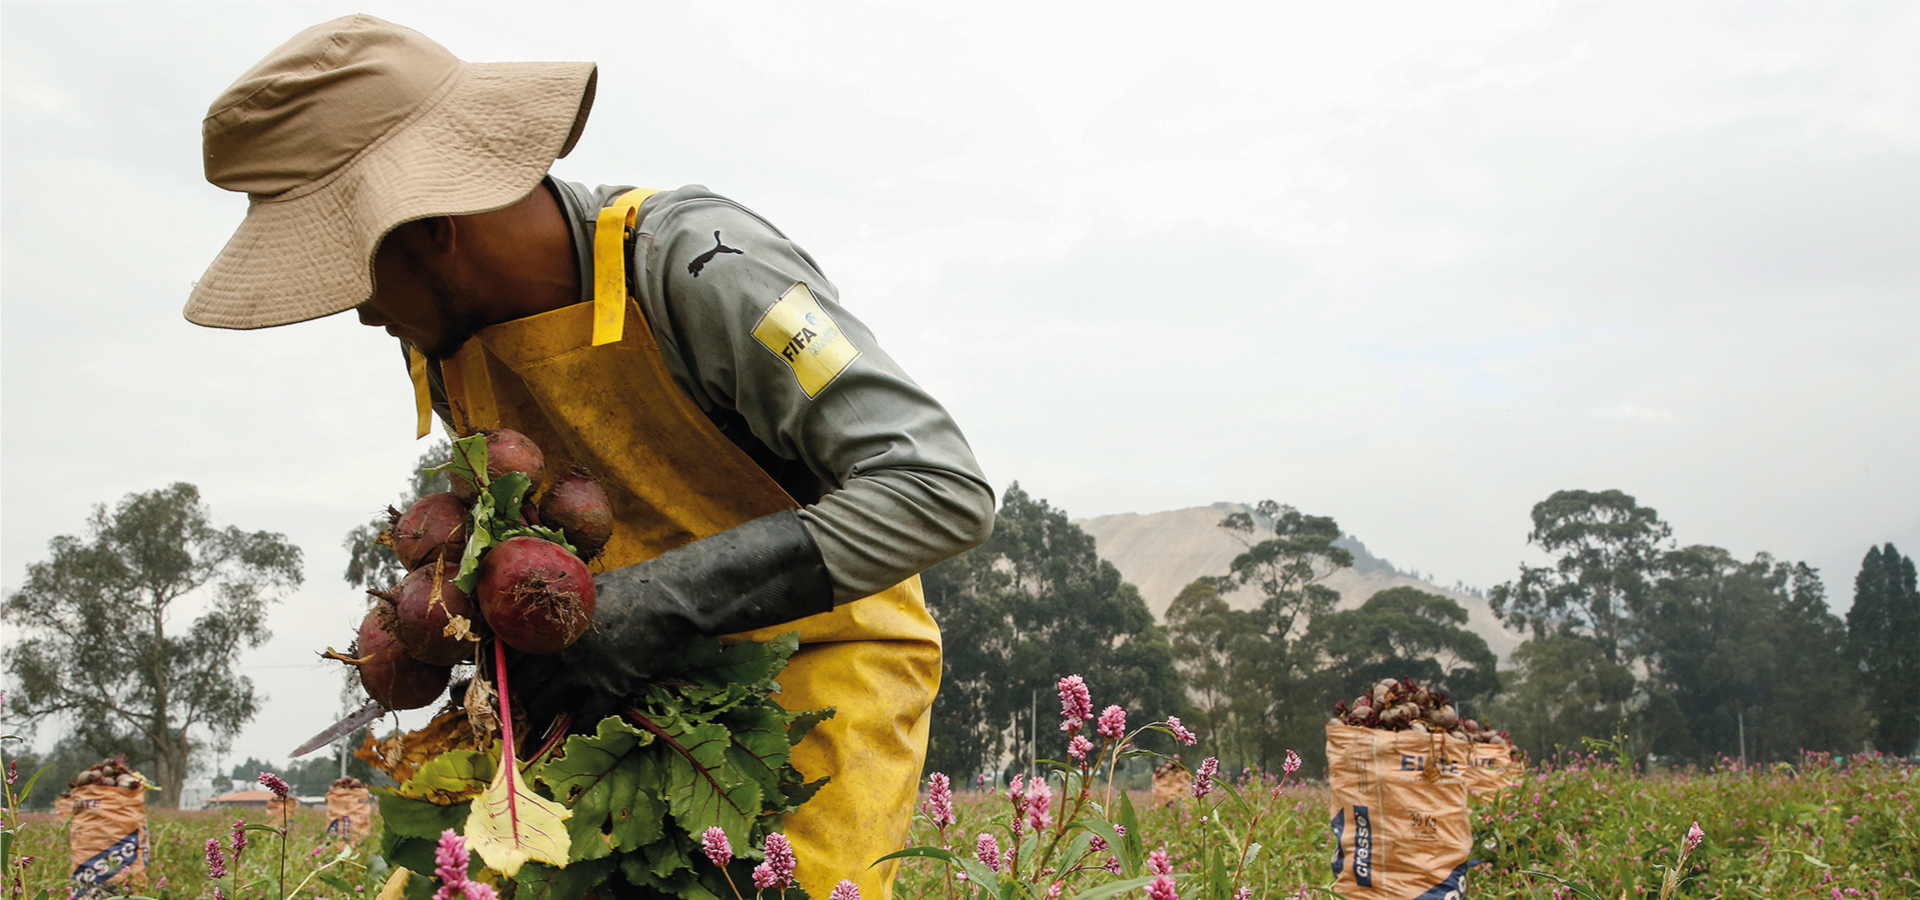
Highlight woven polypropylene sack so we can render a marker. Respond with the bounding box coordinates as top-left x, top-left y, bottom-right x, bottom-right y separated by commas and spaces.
1326, 722, 1472, 900
1462, 742, 1520, 800
325, 785, 375, 845
67, 784, 148, 897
